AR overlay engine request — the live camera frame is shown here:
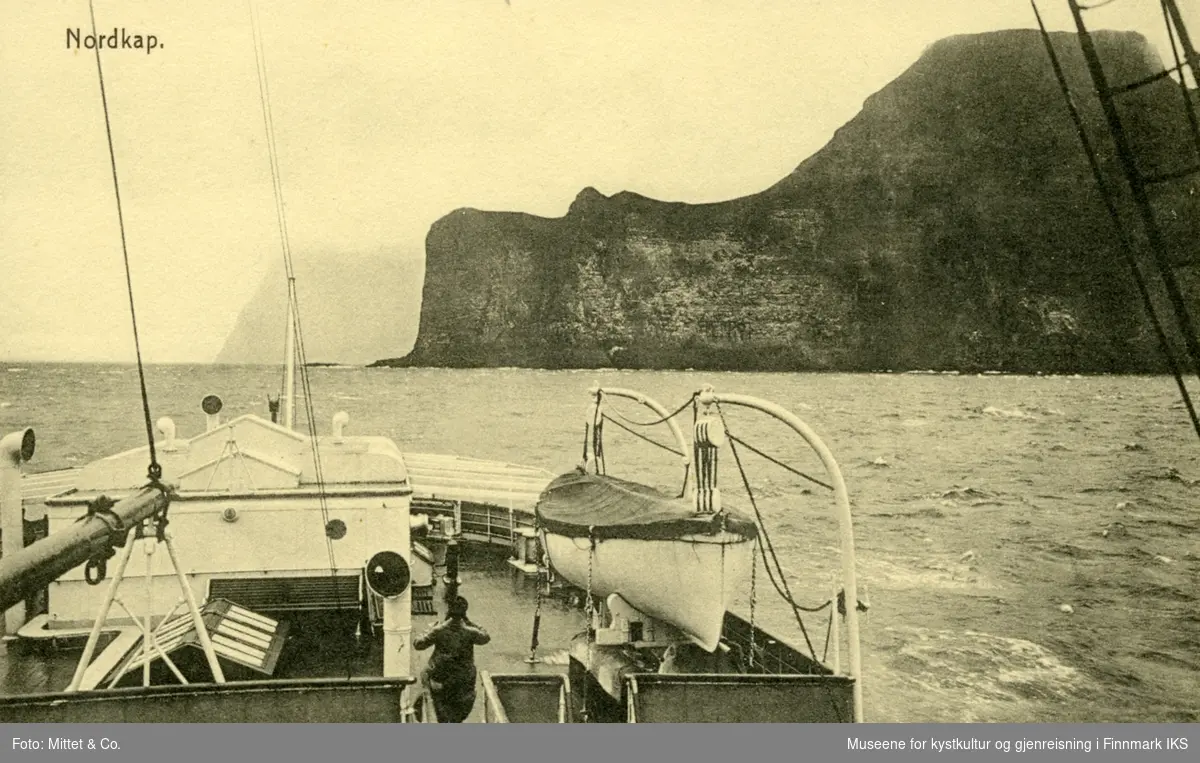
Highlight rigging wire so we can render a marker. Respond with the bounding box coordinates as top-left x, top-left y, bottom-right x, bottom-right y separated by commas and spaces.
278, 299, 291, 411
726, 433, 833, 491
248, 0, 347, 669
1064, 1, 1200, 406
1160, 0, 1200, 158
249, 0, 334, 545
87, 0, 160, 483
1032, 1, 1200, 442
603, 393, 698, 427
600, 414, 684, 457
715, 408, 823, 660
